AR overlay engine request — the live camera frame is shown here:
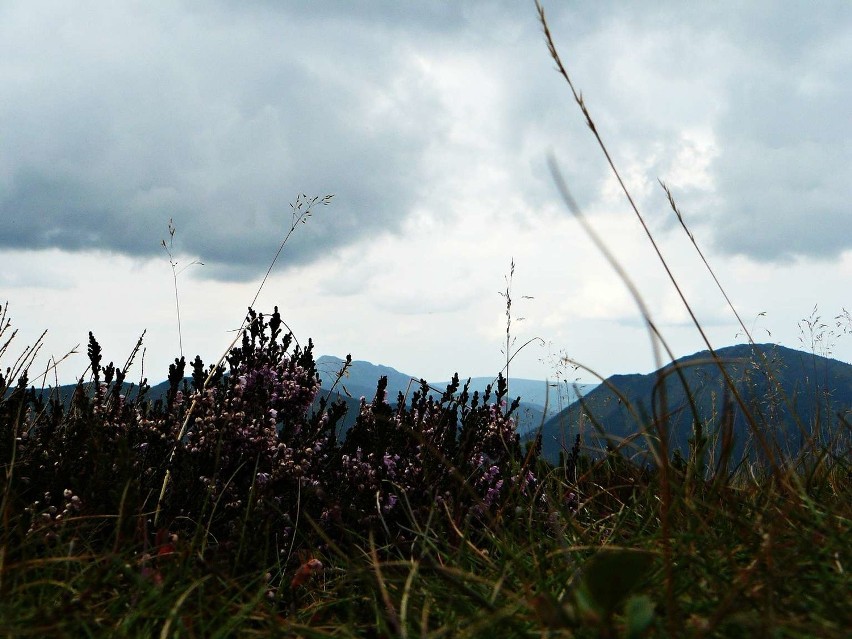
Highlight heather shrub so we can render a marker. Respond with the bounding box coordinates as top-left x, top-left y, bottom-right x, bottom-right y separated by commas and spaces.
338, 370, 537, 531
2, 305, 538, 567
